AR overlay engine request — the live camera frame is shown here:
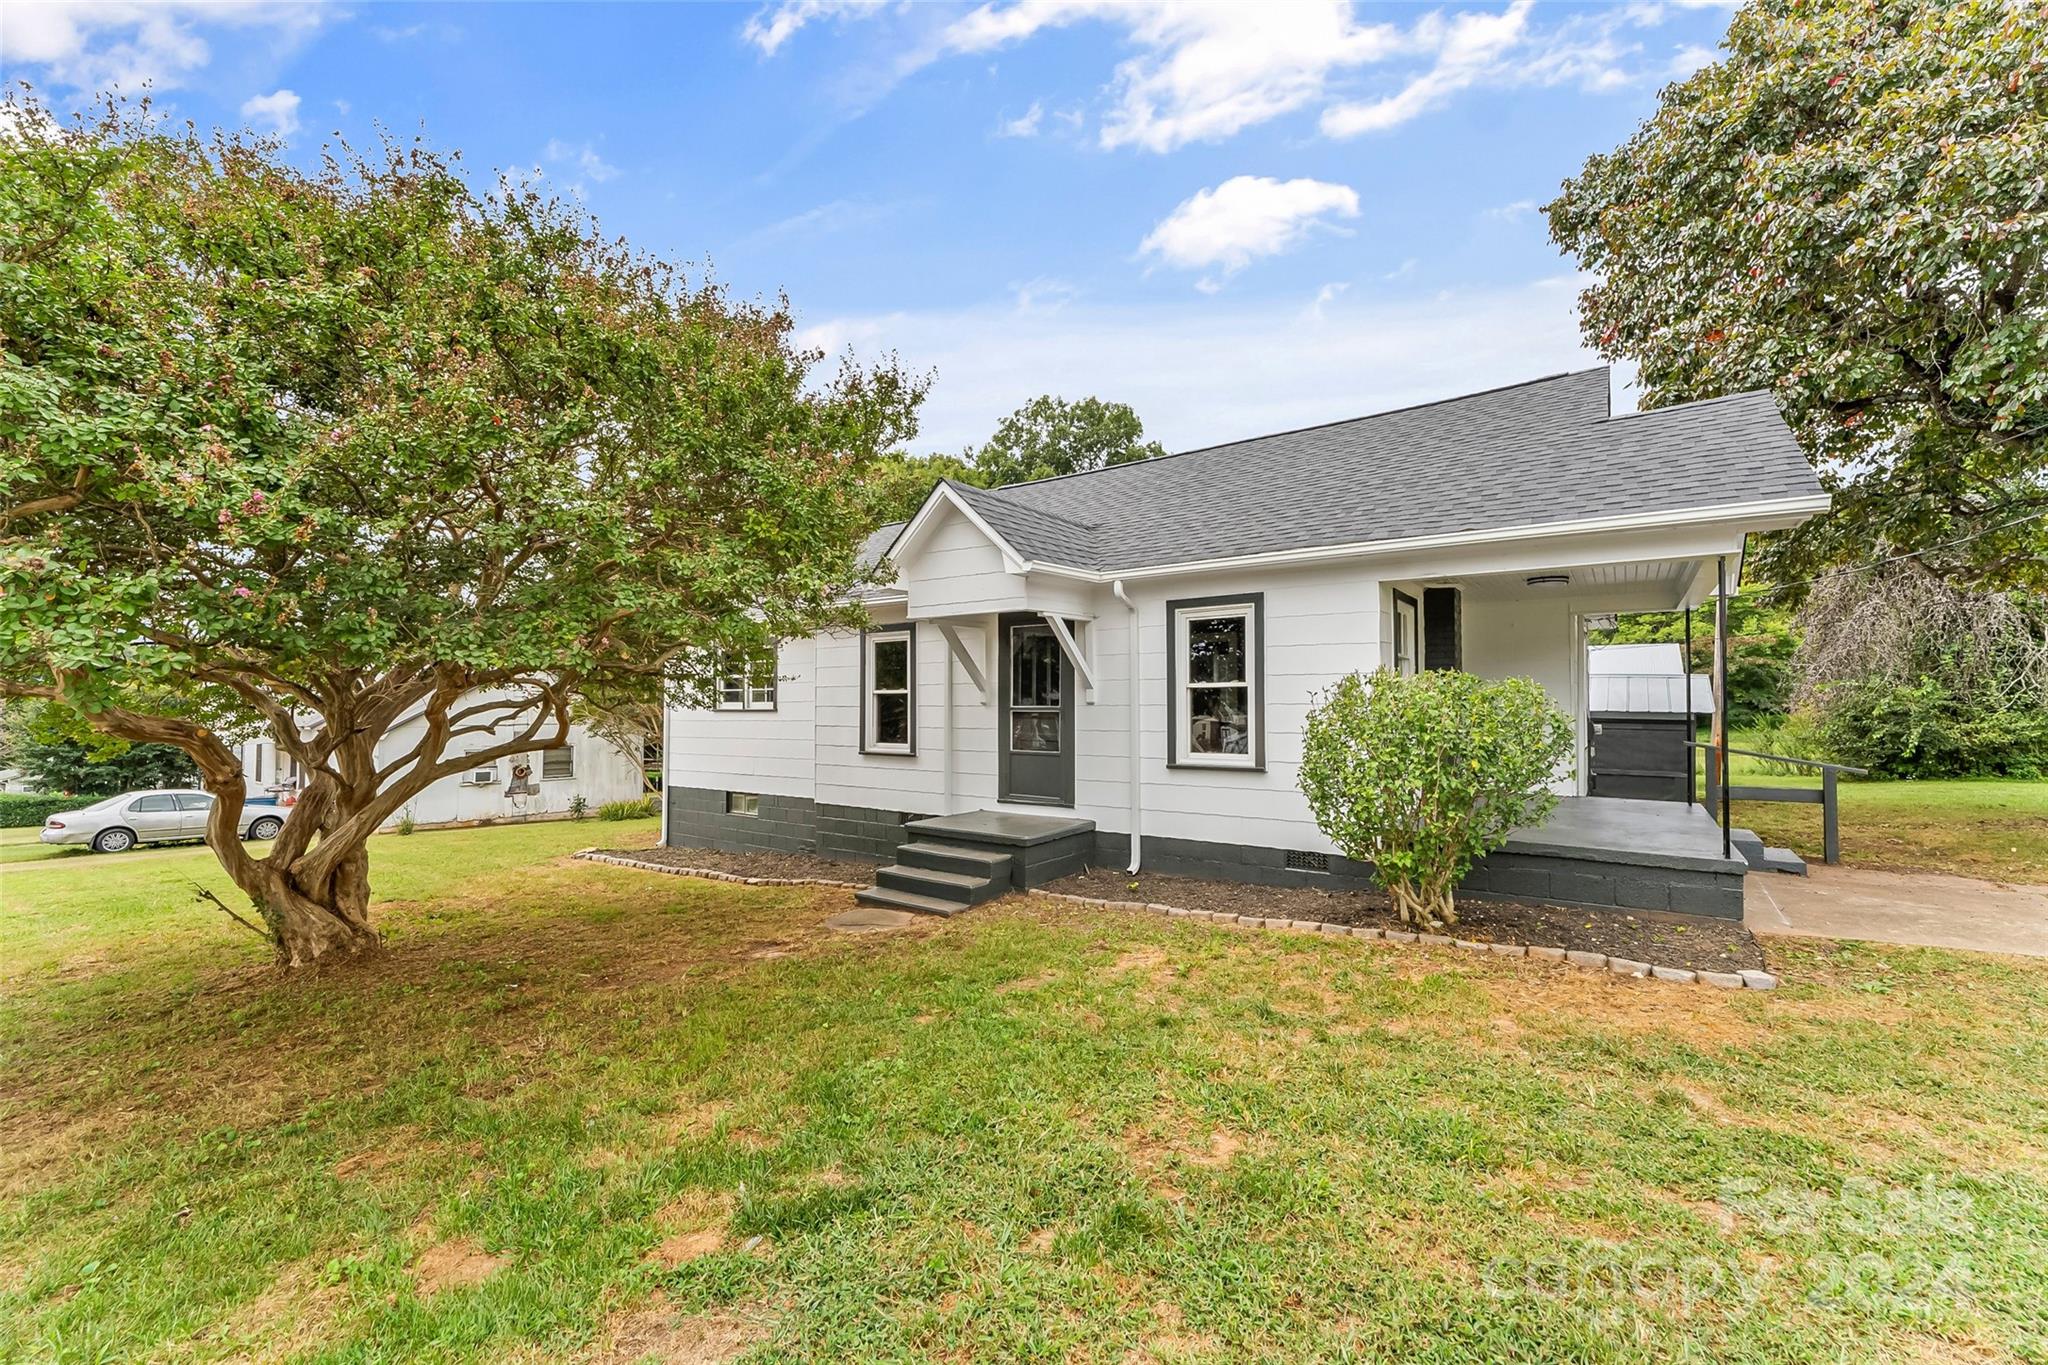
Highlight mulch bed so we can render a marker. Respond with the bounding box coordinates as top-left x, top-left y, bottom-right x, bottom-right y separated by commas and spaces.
591, 845, 877, 885
1043, 867, 1765, 974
